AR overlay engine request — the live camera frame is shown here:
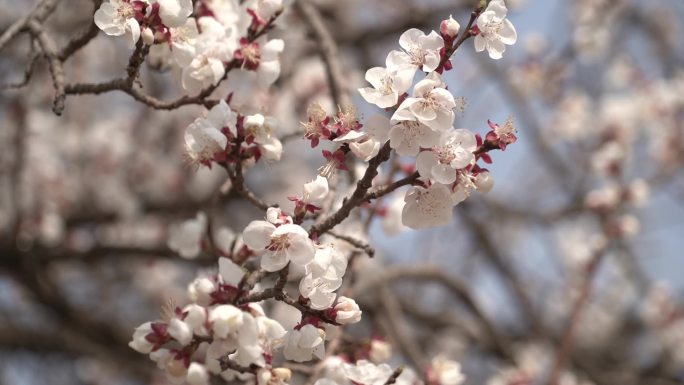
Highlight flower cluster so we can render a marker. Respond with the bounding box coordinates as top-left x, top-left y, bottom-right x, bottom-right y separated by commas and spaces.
473, 0, 517, 60
125, 1, 518, 384
129, 252, 363, 384
348, 2, 518, 229
129, 257, 289, 384
95, 0, 284, 93
292, 2, 519, 231
95, 1, 287, 170
183, 99, 283, 168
